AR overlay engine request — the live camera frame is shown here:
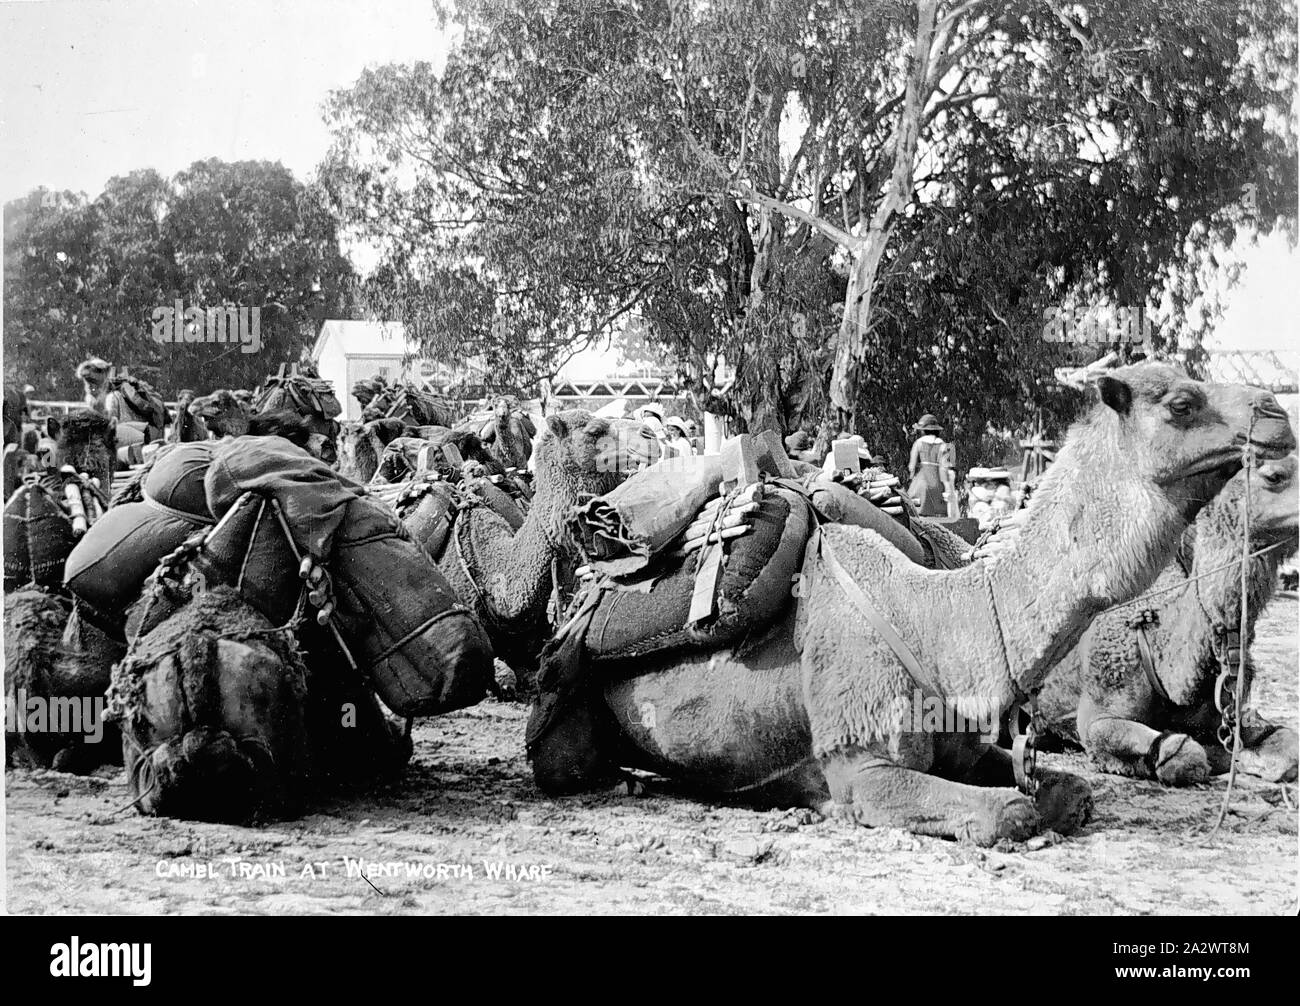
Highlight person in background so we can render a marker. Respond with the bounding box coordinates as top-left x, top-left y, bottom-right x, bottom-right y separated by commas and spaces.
664, 416, 696, 456
907, 412, 950, 517
685, 418, 703, 454
966, 466, 1013, 529
636, 402, 668, 444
